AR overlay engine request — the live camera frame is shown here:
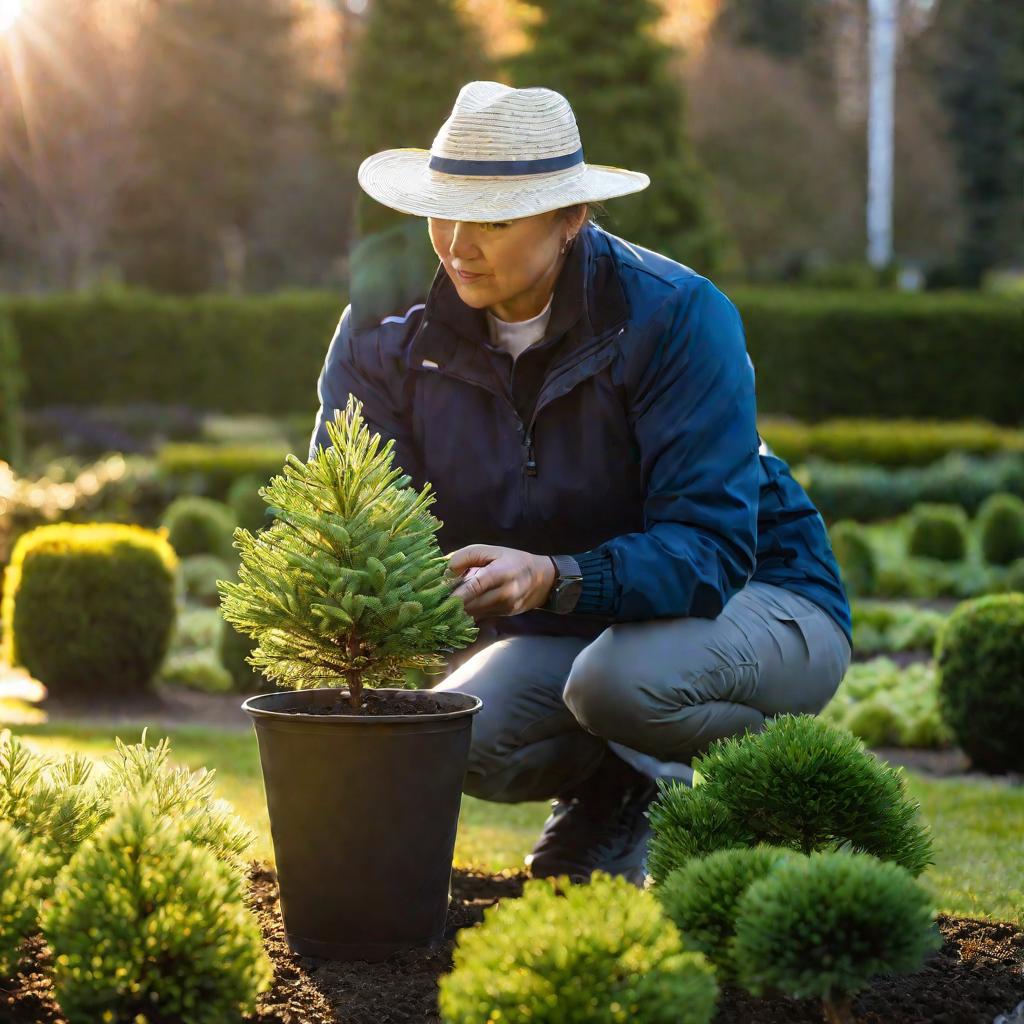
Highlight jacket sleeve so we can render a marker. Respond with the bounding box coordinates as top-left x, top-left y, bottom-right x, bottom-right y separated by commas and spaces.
562, 278, 760, 620
308, 304, 424, 487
